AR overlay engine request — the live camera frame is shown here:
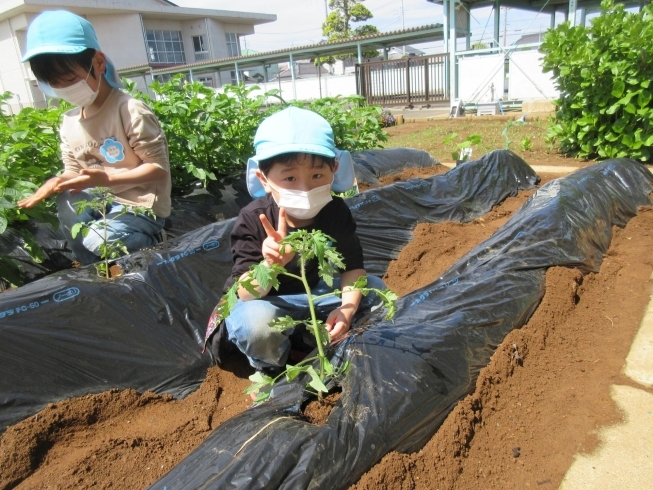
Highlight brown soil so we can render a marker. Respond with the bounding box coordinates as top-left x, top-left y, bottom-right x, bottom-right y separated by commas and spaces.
353, 208, 653, 490
302, 390, 343, 425
3, 163, 652, 490
358, 164, 449, 191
